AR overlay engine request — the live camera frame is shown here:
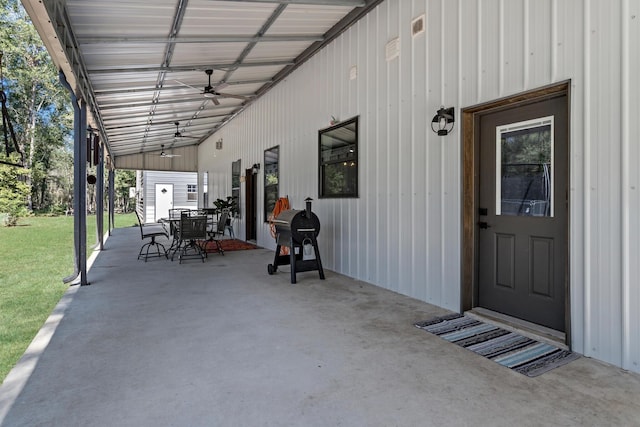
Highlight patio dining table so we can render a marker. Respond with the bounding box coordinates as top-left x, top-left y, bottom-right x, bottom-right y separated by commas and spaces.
160, 212, 217, 261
